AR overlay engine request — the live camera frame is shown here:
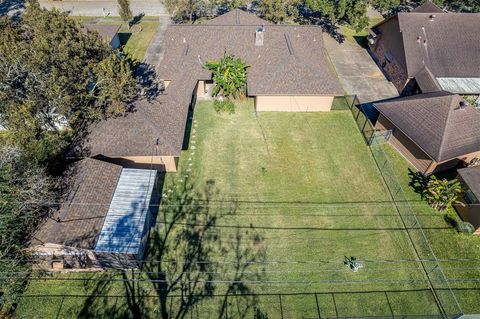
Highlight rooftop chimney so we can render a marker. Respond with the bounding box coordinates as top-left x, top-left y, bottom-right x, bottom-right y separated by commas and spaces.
255, 25, 264, 46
